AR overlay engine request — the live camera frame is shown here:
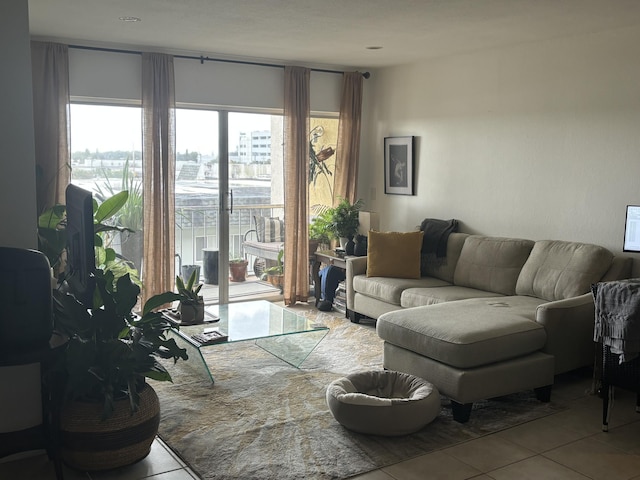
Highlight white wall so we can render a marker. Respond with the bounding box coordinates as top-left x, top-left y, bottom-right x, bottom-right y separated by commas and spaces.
360, 24, 640, 272
0, 0, 37, 248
